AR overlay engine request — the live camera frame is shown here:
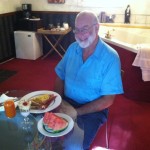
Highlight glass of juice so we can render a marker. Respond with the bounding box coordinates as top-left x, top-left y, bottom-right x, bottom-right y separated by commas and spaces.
4, 100, 16, 118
